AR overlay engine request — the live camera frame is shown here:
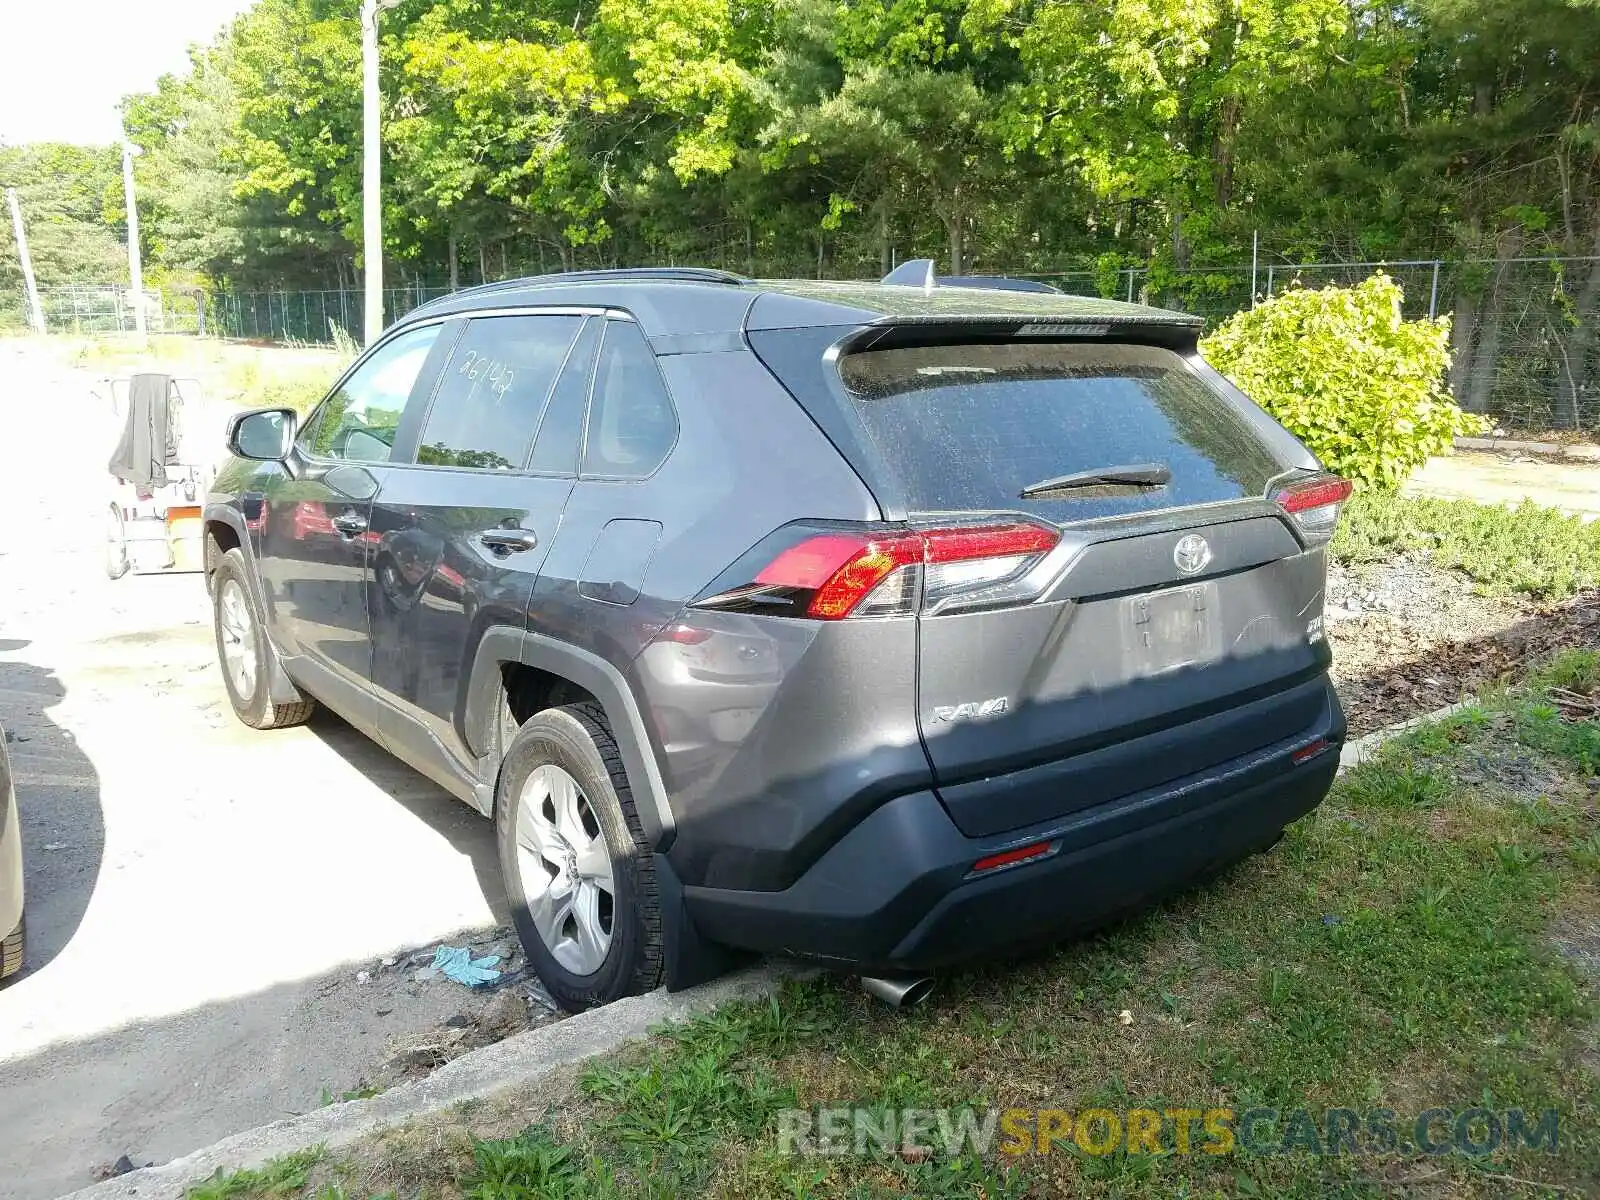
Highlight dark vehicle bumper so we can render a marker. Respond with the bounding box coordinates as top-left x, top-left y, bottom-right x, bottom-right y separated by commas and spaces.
683, 681, 1343, 972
